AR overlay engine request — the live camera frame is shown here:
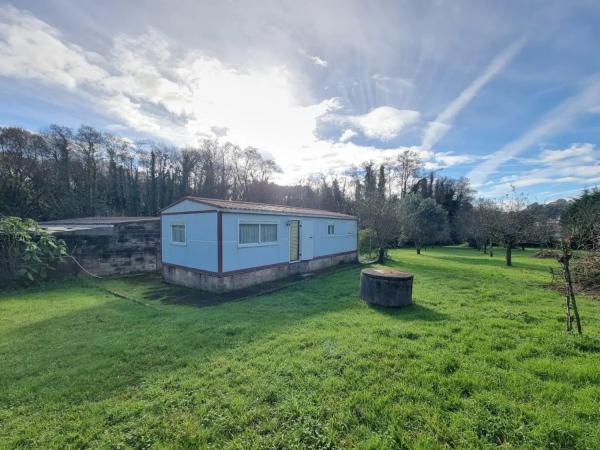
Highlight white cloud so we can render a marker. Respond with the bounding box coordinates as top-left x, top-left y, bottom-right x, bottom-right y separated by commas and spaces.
467, 79, 600, 187
339, 128, 357, 142
538, 143, 596, 163
299, 49, 328, 67
0, 5, 475, 185
477, 143, 600, 198
371, 73, 414, 92
421, 38, 525, 149
341, 106, 421, 141
0, 5, 107, 88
